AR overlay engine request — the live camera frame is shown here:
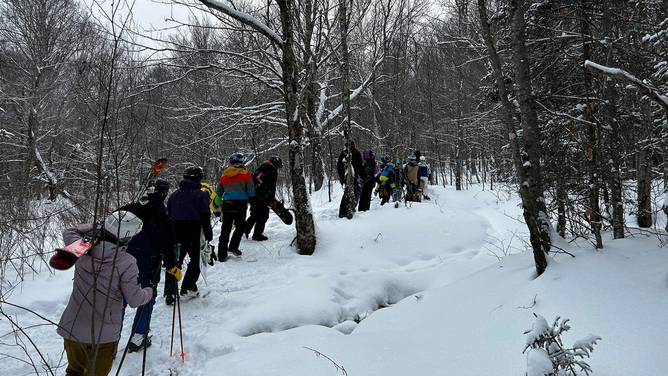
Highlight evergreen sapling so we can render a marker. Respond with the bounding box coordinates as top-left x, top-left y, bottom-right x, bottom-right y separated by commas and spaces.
523, 314, 601, 376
